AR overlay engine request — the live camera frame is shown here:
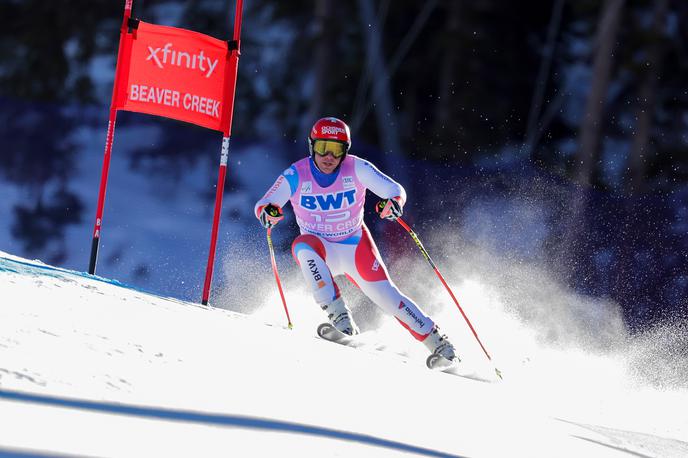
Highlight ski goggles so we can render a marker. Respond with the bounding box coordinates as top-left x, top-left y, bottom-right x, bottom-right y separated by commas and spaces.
312, 140, 347, 158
